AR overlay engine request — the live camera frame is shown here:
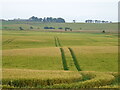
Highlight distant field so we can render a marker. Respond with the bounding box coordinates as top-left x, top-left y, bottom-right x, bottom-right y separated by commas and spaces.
2, 22, 119, 88
2, 31, 118, 49
2, 21, 118, 32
